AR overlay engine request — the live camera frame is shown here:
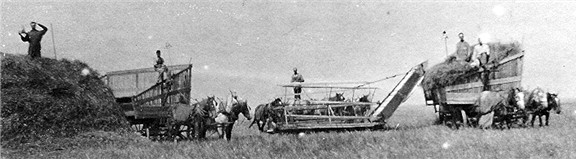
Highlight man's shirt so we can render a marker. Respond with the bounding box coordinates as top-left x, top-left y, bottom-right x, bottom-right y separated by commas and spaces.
455, 41, 470, 61
291, 74, 304, 83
